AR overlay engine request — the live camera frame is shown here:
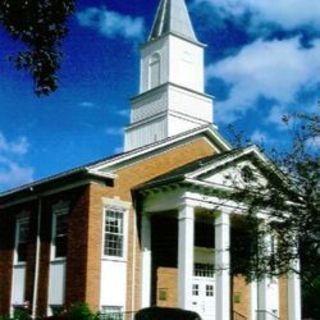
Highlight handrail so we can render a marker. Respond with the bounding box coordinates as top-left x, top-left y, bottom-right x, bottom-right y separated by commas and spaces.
233, 310, 247, 320
99, 311, 136, 320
